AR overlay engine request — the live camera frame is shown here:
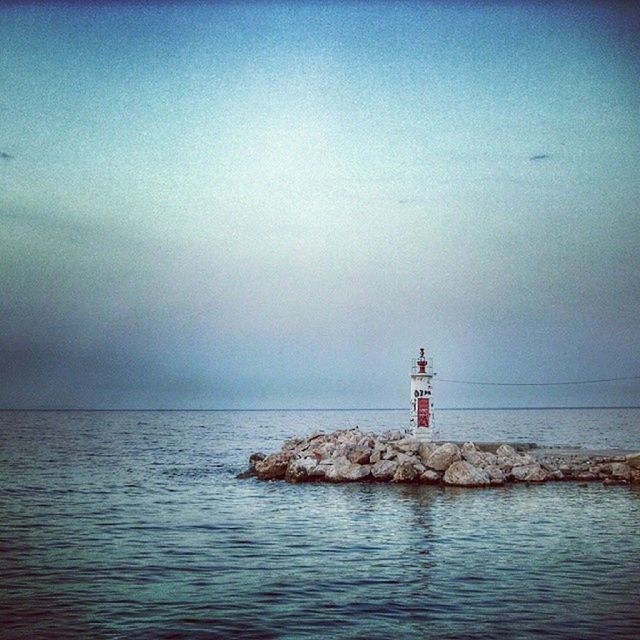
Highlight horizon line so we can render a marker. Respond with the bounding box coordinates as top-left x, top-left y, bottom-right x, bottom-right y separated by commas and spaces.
1, 406, 639, 412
